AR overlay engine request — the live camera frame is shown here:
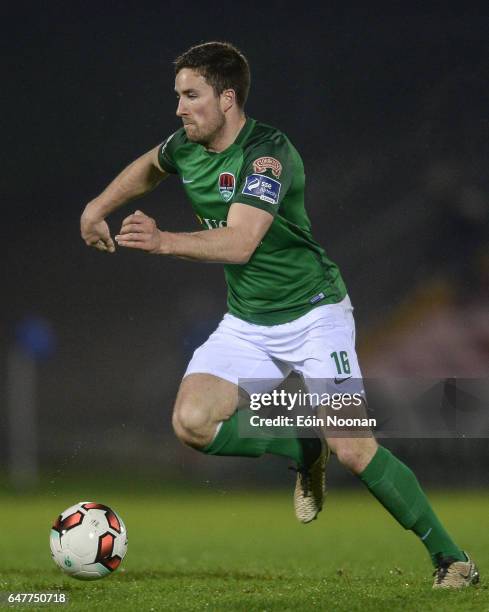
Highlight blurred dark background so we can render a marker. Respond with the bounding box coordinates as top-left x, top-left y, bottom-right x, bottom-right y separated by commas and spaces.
2, 3, 489, 490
